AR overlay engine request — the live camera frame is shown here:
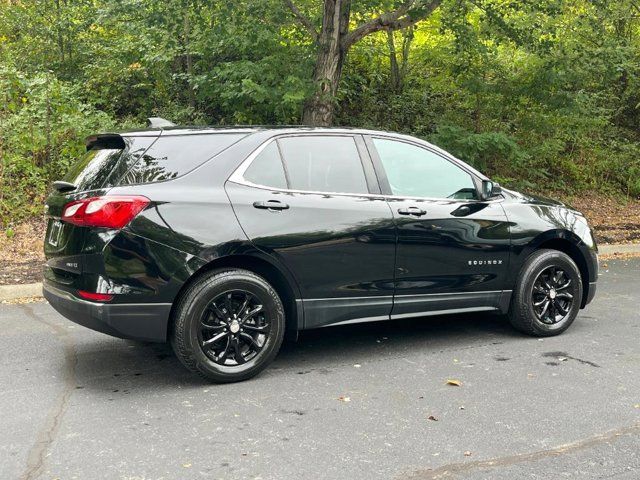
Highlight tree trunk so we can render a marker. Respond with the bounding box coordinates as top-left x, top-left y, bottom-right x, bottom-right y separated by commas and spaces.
55, 0, 65, 64
388, 27, 414, 94
387, 30, 401, 93
183, 5, 196, 112
293, 0, 442, 125
302, 0, 350, 126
